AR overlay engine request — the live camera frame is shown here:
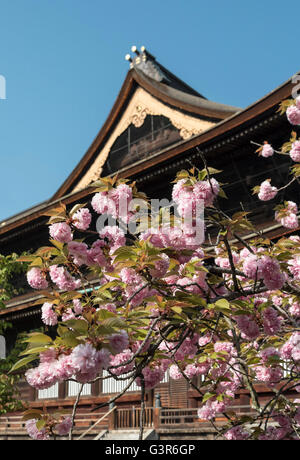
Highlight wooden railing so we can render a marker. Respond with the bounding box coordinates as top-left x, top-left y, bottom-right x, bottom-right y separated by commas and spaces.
0, 414, 25, 433
115, 407, 154, 430
160, 408, 198, 426
159, 405, 253, 427
0, 404, 254, 438
0, 411, 111, 437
